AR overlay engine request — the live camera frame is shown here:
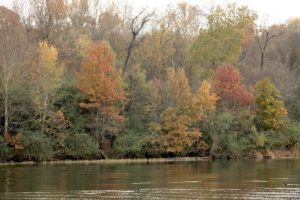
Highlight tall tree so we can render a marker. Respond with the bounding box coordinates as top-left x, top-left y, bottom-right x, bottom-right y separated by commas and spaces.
123, 10, 153, 76
76, 41, 125, 148
188, 3, 257, 68
31, 41, 64, 133
255, 26, 283, 71
0, 7, 26, 136
148, 68, 207, 155
124, 66, 158, 131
